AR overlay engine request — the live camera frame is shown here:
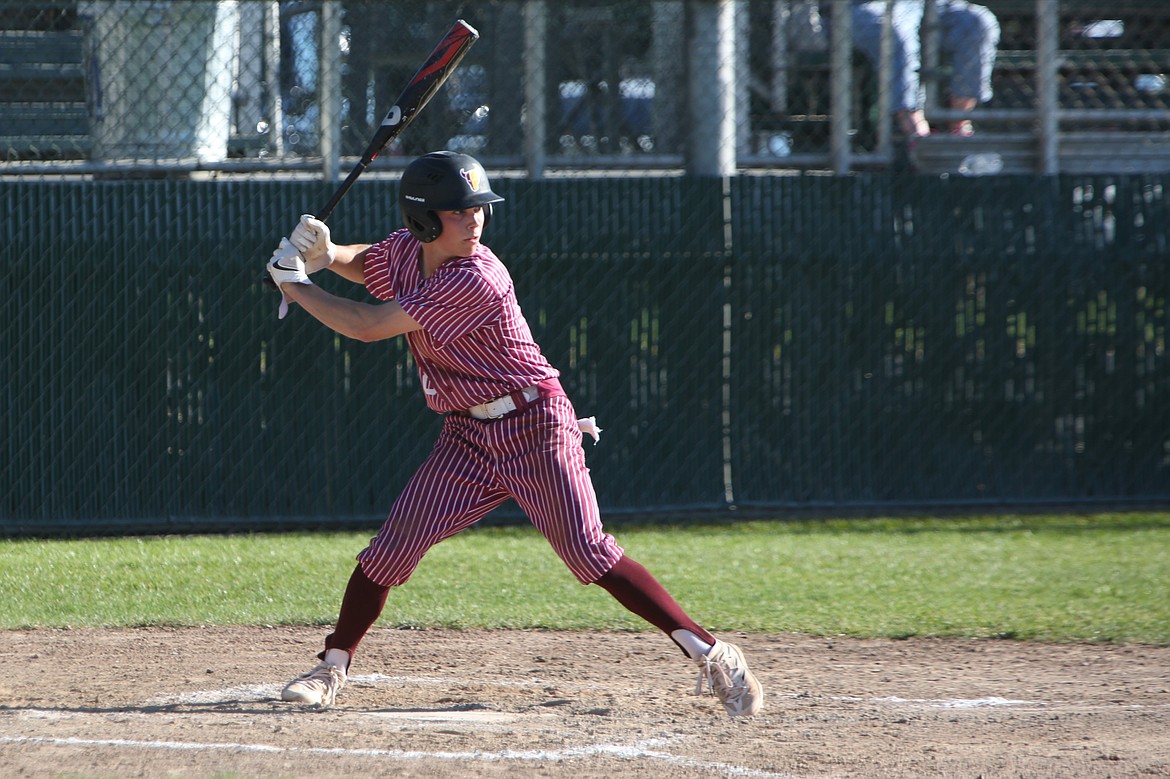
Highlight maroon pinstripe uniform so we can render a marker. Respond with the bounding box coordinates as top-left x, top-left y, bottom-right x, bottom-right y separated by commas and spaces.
276, 151, 760, 717
355, 229, 625, 585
